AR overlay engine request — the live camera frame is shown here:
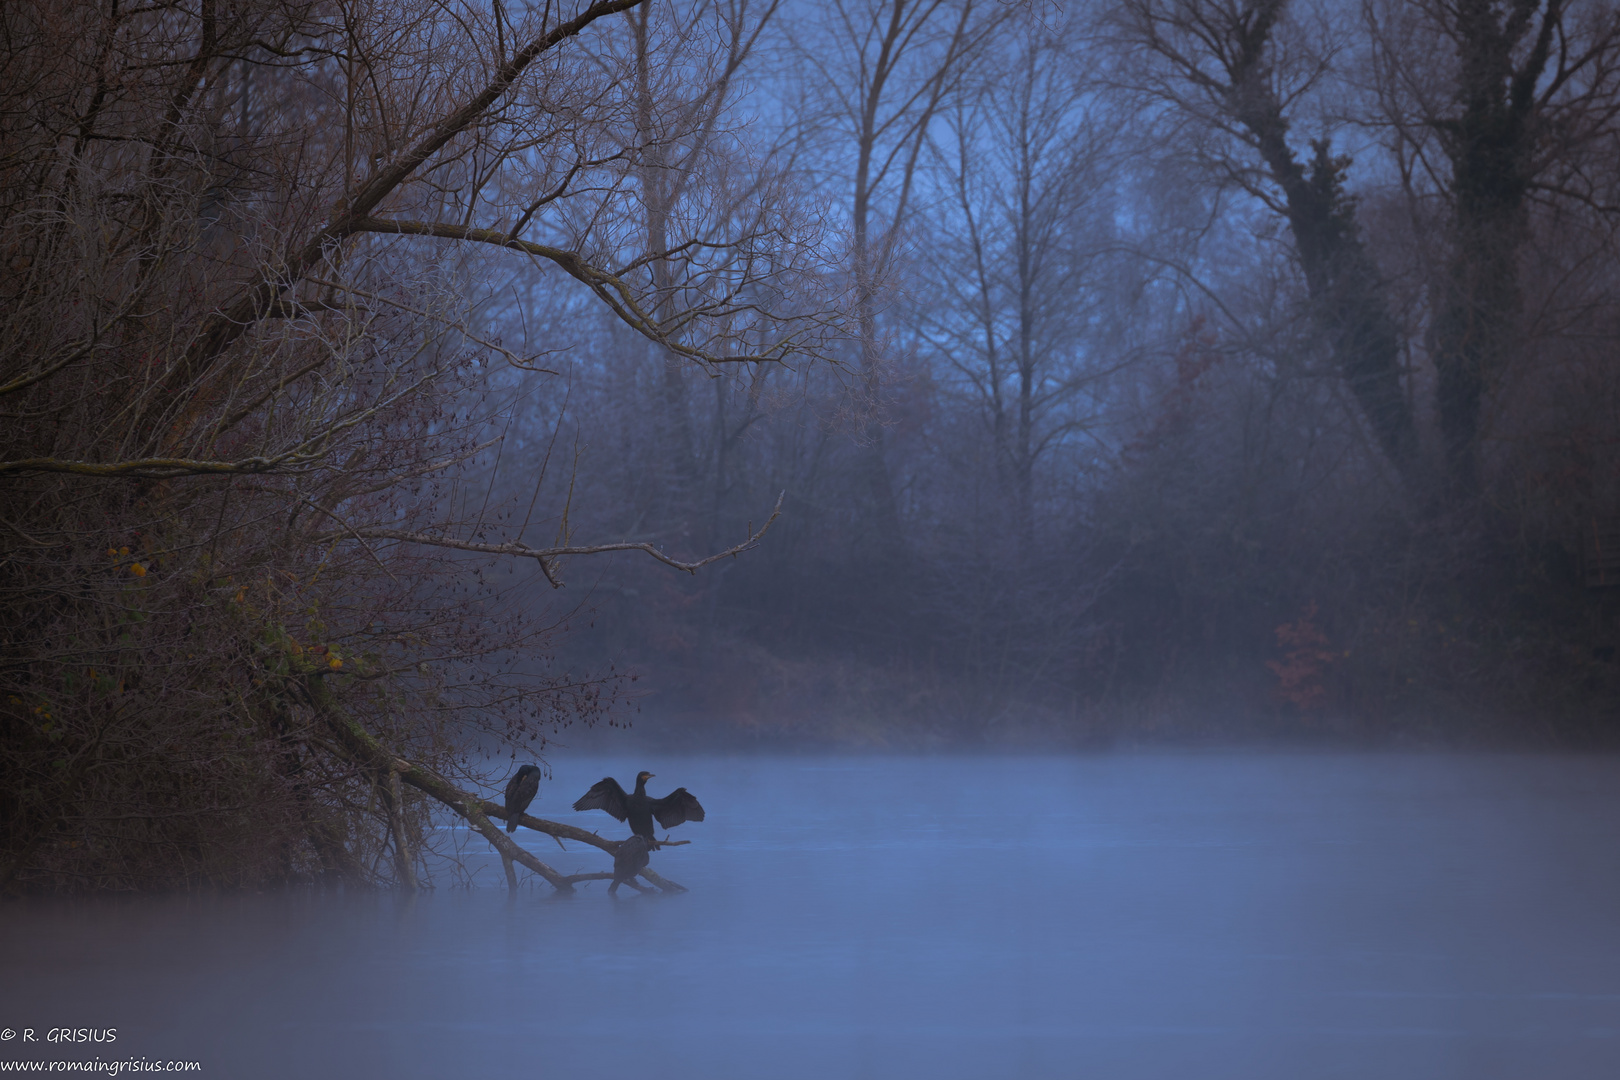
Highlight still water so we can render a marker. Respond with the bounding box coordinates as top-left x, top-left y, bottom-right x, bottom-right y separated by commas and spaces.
4, 754, 1620, 1079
